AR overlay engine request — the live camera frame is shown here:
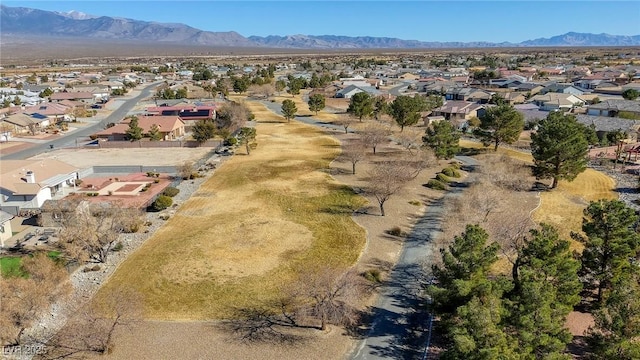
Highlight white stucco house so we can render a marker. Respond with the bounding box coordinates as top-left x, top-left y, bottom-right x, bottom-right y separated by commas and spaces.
0, 210, 13, 247
0, 159, 79, 215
